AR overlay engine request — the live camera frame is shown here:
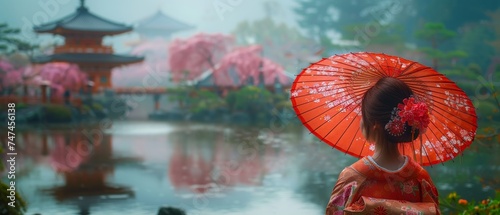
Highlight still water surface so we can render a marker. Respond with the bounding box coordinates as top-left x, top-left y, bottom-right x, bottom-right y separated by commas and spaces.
6, 120, 500, 215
